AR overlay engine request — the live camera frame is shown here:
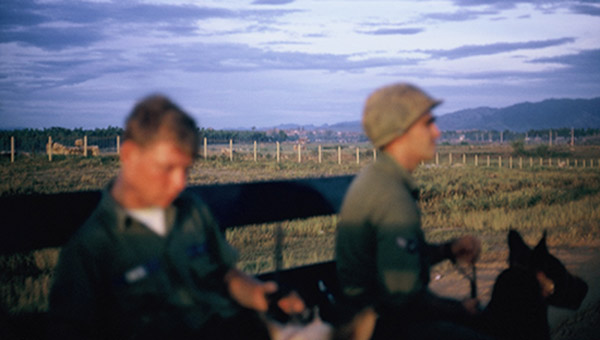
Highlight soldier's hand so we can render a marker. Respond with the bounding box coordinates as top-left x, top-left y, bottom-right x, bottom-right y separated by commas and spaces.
451, 235, 481, 264
462, 298, 481, 315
